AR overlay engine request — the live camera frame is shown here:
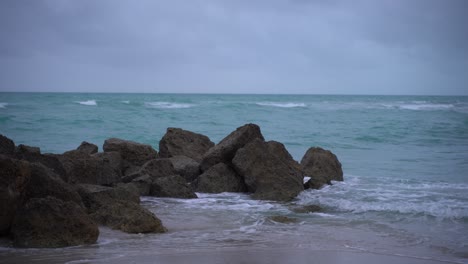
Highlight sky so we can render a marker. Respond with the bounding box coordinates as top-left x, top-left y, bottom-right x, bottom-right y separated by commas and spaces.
0, 0, 467, 95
